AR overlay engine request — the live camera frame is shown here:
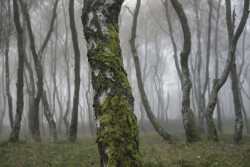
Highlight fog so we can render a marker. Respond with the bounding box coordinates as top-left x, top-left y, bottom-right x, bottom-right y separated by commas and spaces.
0, 0, 250, 140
